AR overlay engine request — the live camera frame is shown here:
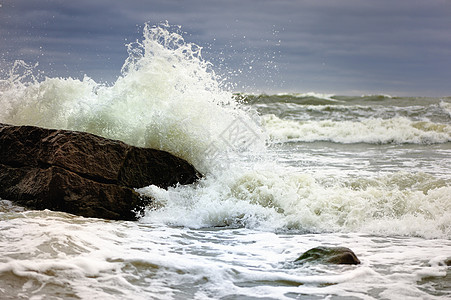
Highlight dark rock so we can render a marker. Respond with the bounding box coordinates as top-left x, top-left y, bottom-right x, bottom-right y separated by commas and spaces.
445, 258, 451, 266
0, 123, 201, 220
0, 164, 147, 220
294, 246, 361, 265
